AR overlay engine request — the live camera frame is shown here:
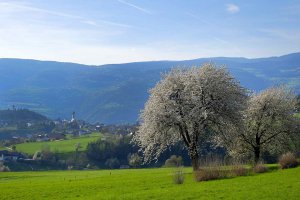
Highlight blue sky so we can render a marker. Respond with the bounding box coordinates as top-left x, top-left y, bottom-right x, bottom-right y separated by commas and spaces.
0, 0, 300, 65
